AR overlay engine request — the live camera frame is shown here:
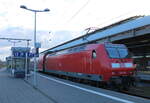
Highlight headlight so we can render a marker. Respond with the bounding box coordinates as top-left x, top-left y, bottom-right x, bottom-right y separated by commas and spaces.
111, 63, 120, 68
124, 63, 133, 68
